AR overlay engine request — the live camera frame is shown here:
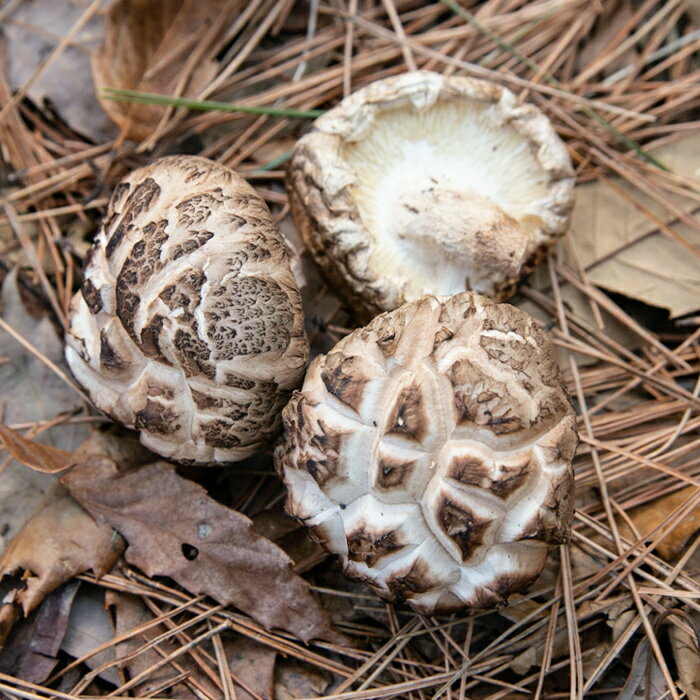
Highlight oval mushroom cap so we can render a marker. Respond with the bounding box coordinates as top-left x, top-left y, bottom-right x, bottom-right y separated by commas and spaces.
275, 293, 577, 613
287, 71, 575, 319
66, 155, 309, 465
